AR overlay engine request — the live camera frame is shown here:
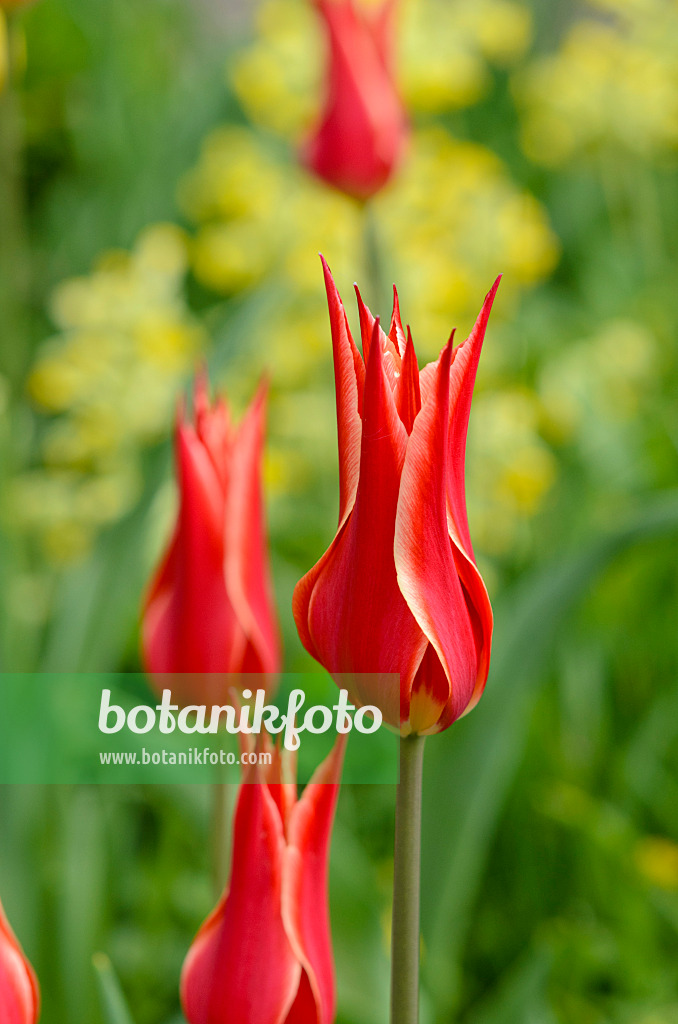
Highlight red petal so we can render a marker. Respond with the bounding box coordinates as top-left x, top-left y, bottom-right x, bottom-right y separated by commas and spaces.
388, 285, 407, 358
282, 737, 346, 1024
282, 972, 319, 1024
142, 422, 246, 677
321, 257, 364, 529
445, 277, 501, 561
438, 552, 492, 725
0, 900, 40, 1024
354, 285, 400, 391
224, 382, 281, 679
293, 263, 366, 663
407, 642, 450, 735
395, 338, 478, 725
305, 319, 427, 728
181, 784, 300, 1024
194, 370, 232, 491
394, 326, 421, 434
305, 0, 407, 200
